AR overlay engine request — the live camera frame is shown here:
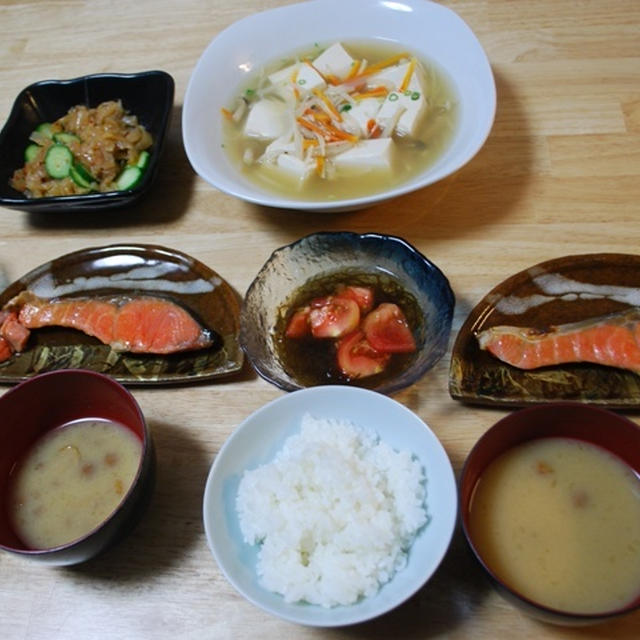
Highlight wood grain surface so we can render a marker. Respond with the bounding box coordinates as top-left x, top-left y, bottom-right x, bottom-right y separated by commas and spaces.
1, 1, 639, 638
